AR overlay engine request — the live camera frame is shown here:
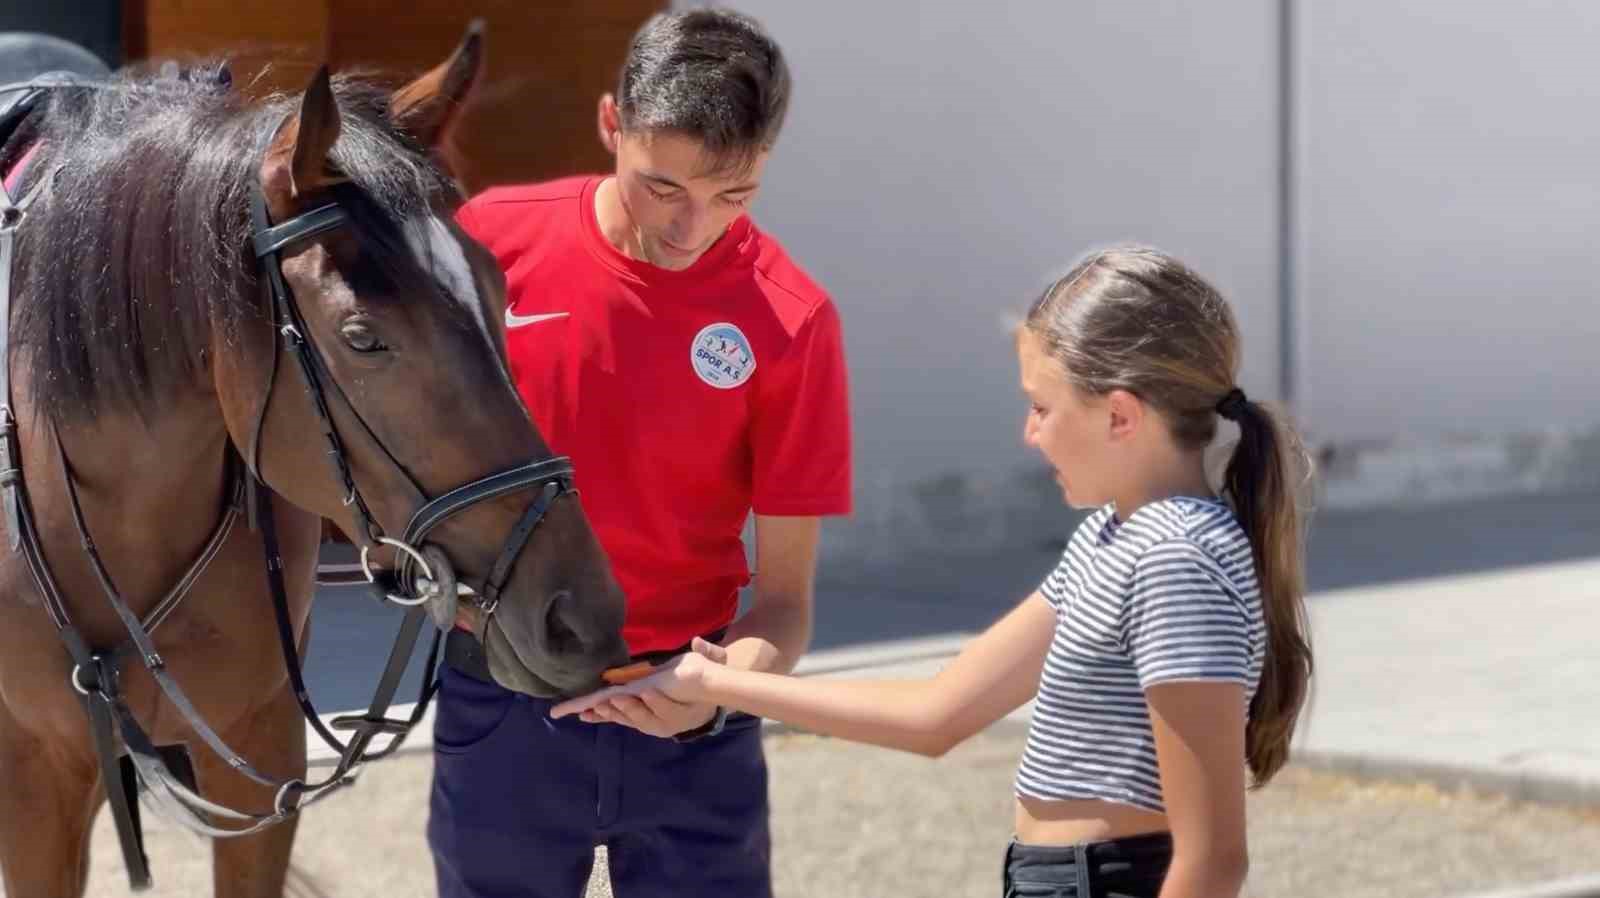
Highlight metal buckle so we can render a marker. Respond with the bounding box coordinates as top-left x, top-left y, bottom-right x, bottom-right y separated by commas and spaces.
70, 663, 95, 696
473, 593, 500, 618
273, 778, 305, 817
359, 536, 435, 606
